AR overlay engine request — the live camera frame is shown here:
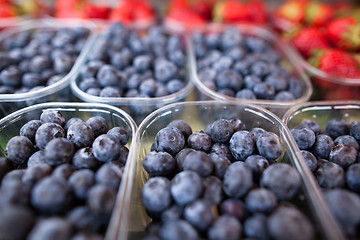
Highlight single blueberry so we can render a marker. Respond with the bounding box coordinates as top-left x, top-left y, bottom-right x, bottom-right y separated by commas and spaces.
0, 65, 22, 87
311, 134, 334, 159
245, 155, 269, 180
159, 220, 199, 240
154, 59, 177, 83
253, 82, 275, 100
166, 79, 185, 94
245, 188, 277, 214
97, 64, 121, 87
40, 110, 66, 127
229, 131, 255, 161
167, 120, 192, 140
139, 78, 158, 97
256, 132, 282, 162
326, 119, 349, 139
155, 127, 185, 156
220, 27, 243, 50
223, 161, 253, 198
316, 160, 345, 189
274, 91, 295, 101
244, 213, 269, 240
72, 147, 99, 170
291, 127, 316, 150
350, 121, 360, 142
334, 135, 359, 151
329, 144, 357, 168
187, 130, 212, 152
220, 199, 247, 221
215, 70, 242, 92
107, 127, 129, 145
346, 163, 360, 192
301, 150, 318, 172
170, 171, 203, 206
208, 215, 242, 240
22, 72, 45, 88
203, 176, 223, 205
161, 205, 183, 223
210, 142, 233, 161
175, 148, 195, 171
183, 150, 214, 177
67, 206, 101, 232
184, 199, 216, 231
54, 54, 73, 74
69, 169, 95, 200
22, 163, 52, 188
44, 138, 74, 166
100, 86, 122, 98
143, 151, 176, 177
35, 122, 65, 149
235, 89, 256, 99
142, 177, 172, 215
92, 134, 121, 162
86, 116, 109, 138
210, 119, 234, 143
20, 120, 42, 144
212, 56, 233, 72
265, 74, 288, 92
299, 119, 321, 135
5, 136, 34, 165
208, 153, 231, 179
87, 184, 116, 219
